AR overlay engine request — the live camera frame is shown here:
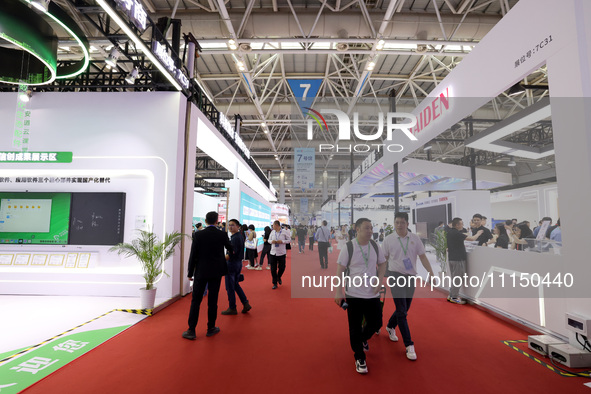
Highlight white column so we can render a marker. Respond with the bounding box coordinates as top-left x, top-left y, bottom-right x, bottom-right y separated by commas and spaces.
279, 170, 285, 204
